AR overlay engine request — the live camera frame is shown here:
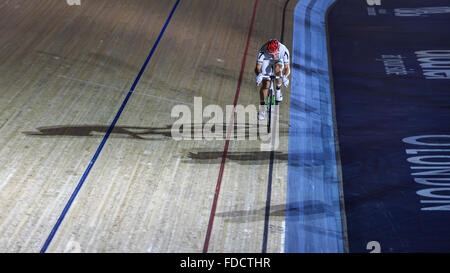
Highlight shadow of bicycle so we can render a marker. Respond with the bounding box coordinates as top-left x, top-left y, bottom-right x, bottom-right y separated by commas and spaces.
23, 122, 290, 140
